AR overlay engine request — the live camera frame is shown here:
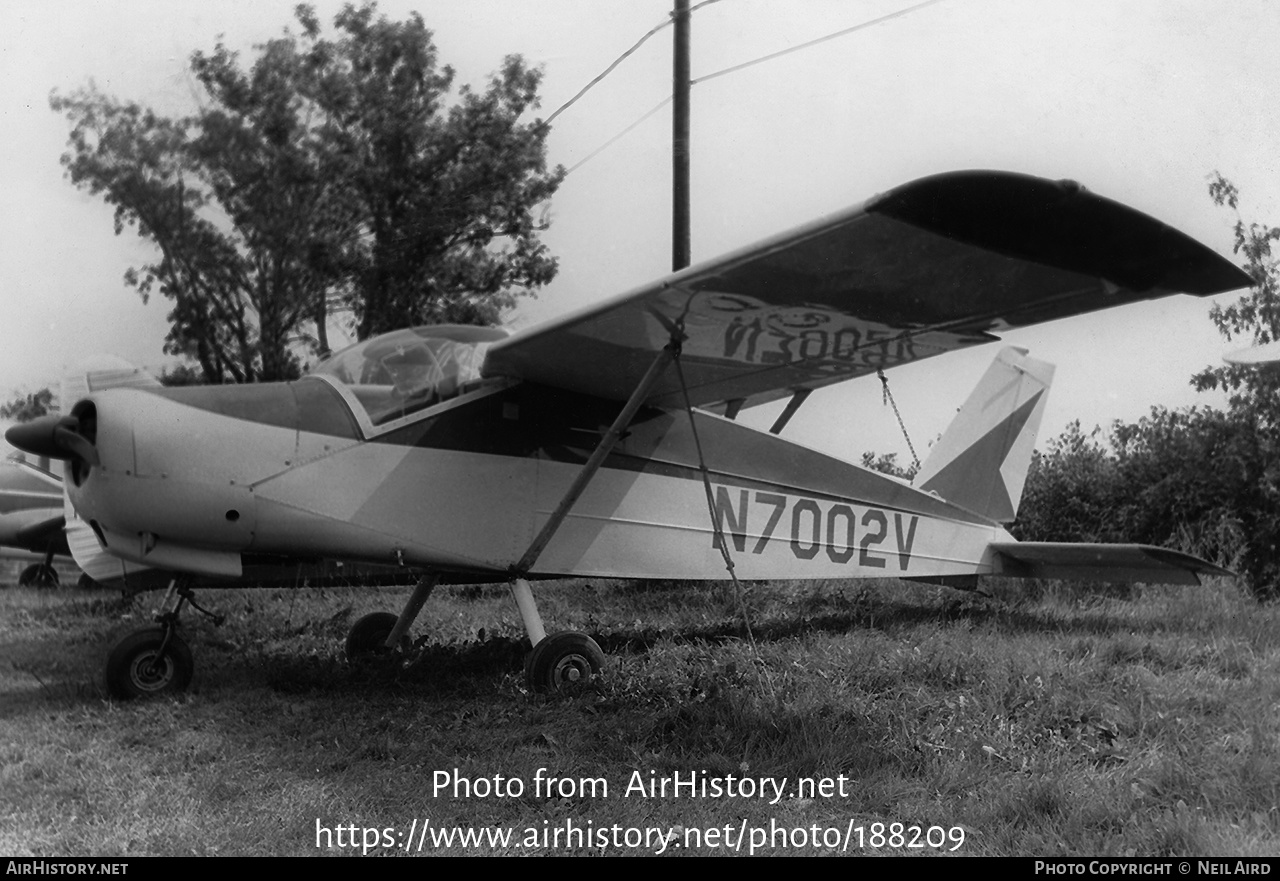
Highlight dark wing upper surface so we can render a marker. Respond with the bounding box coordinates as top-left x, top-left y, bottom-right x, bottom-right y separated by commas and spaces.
482, 171, 1251, 408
